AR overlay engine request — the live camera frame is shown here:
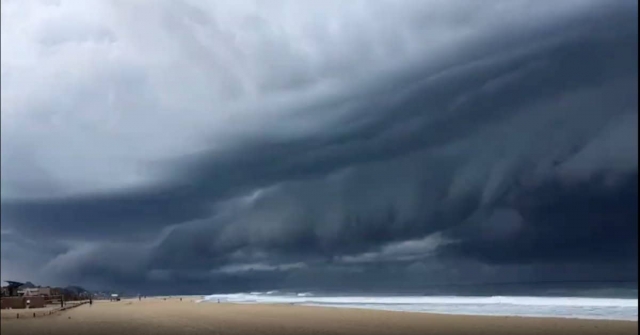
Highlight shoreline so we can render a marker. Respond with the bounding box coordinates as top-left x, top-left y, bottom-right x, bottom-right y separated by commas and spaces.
2, 298, 636, 335
193, 294, 638, 322
296, 303, 640, 322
